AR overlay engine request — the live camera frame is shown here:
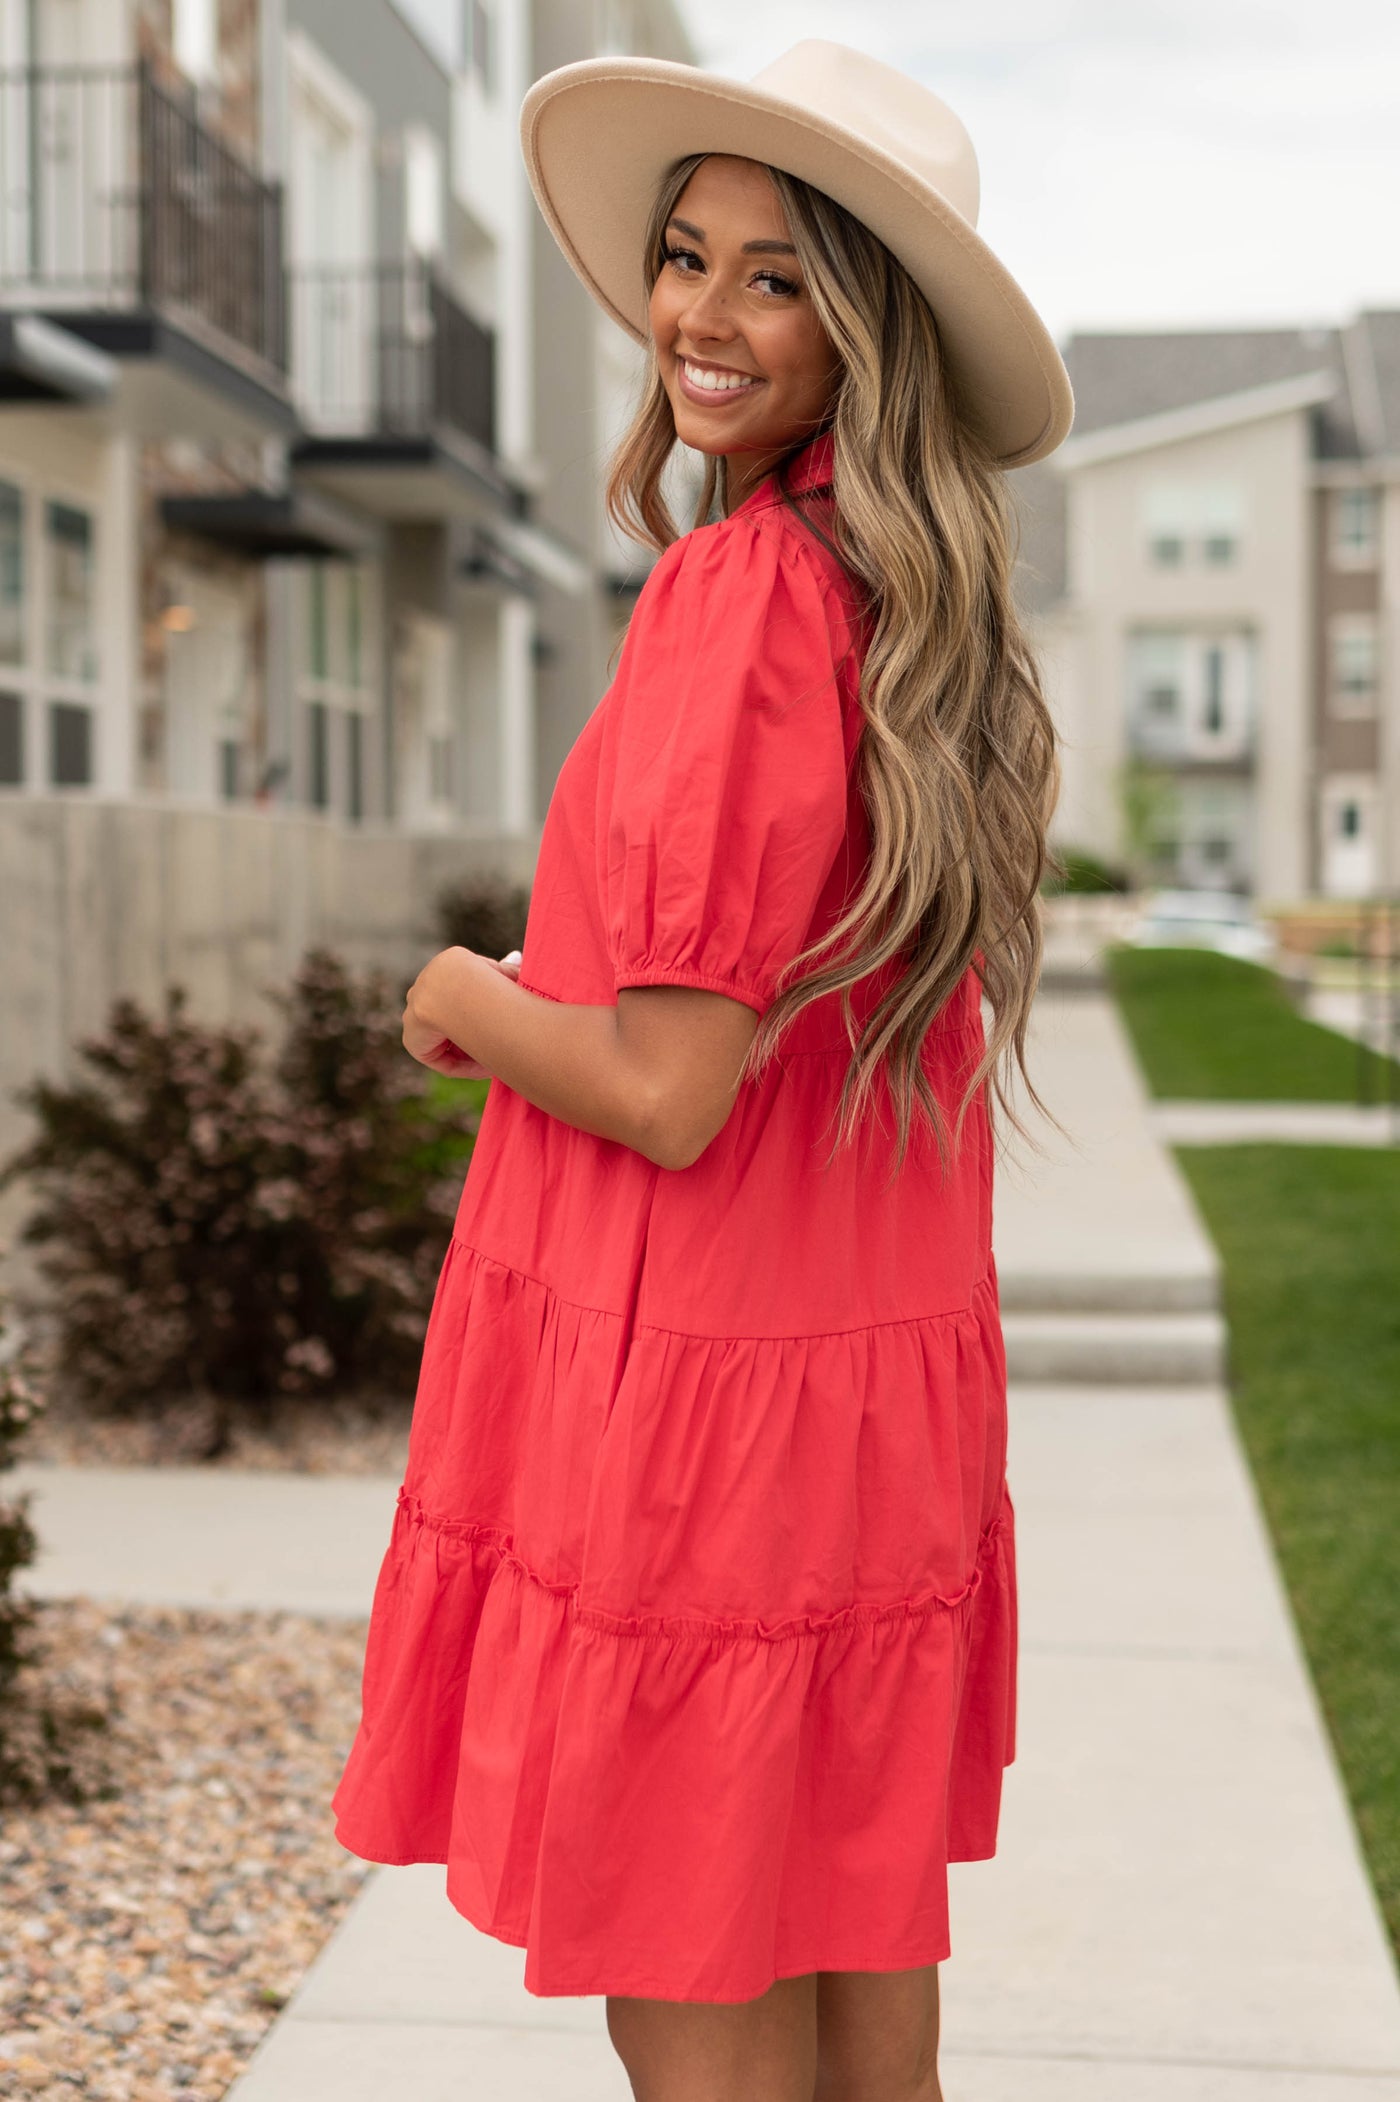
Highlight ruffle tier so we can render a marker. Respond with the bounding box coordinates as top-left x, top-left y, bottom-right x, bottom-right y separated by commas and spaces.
331, 1238, 1017, 2002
